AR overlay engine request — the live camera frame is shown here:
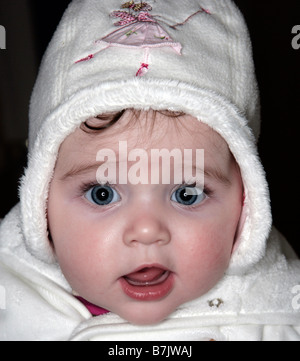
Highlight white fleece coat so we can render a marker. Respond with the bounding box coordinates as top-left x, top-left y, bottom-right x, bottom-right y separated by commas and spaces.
0, 0, 299, 340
